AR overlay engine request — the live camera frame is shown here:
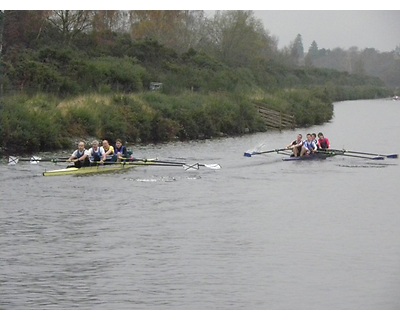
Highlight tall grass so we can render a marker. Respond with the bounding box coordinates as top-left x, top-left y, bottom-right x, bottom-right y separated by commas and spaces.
0, 83, 391, 154
1, 92, 264, 153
